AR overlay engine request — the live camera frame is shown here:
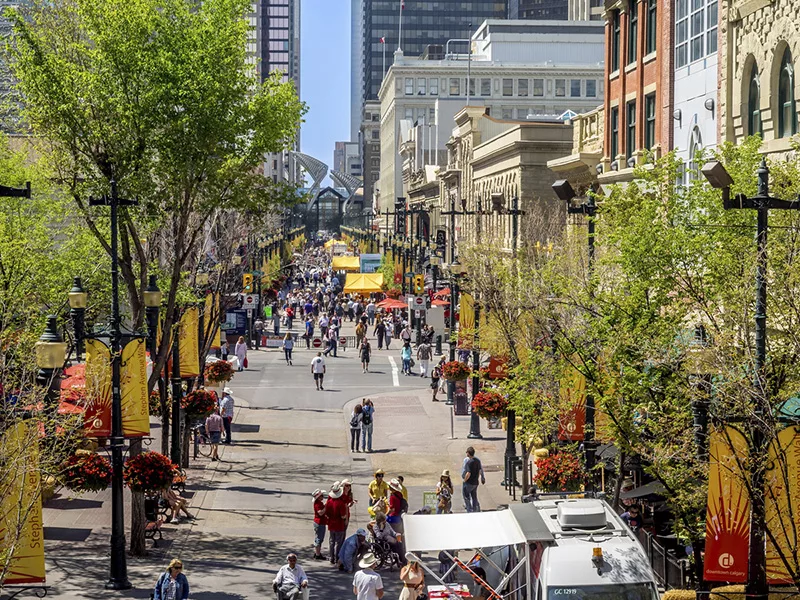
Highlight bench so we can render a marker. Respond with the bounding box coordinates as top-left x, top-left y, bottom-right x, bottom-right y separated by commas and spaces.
145, 518, 164, 546
171, 468, 187, 494
144, 495, 168, 547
